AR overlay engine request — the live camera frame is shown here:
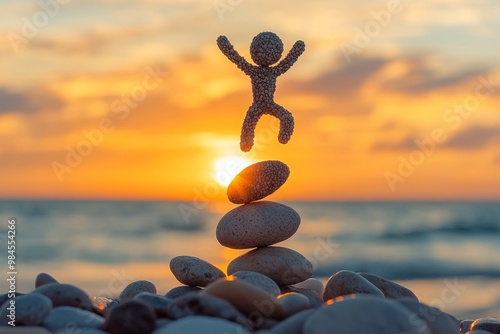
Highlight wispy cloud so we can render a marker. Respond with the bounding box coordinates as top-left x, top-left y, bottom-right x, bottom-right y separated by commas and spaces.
444, 126, 500, 150
0, 87, 64, 114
